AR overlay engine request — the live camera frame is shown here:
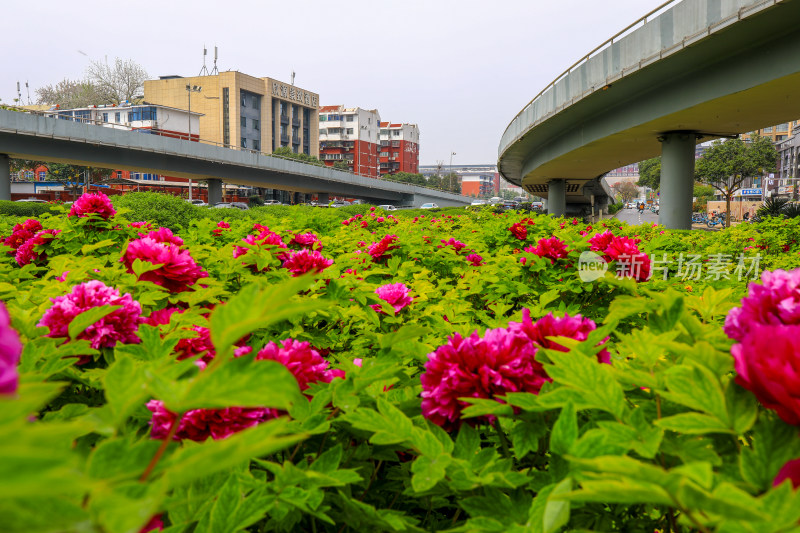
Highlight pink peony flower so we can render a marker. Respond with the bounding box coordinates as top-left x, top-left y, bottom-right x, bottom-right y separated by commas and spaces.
233, 229, 287, 259
38, 280, 142, 349
774, 458, 800, 489
421, 327, 546, 430
289, 232, 322, 250
603, 236, 651, 281
439, 238, 467, 253
147, 399, 274, 442
0, 302, 22, 394
509, 223, 527, 240
256, 338, 343, 390
730, 323, 800, 425
724, 269, 800, 342
281, 249, 333, 277
68, 192, 116, 219
3, 219, 42, 250
144, 307, 182, 327
527, 237, 569, 263
122, 236, 208, 293
15, 229, 59, 266
509, 309, 611, 364
139, 515, 164, 533
588, 231, 614, 252
128, 221, 152, 230
371, 283, 413, 314
139, 227, 184, 246
466, 253, 484, 266
175, 326, 216, 369
367, 234, 399, 262
212, 220, 230, 237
